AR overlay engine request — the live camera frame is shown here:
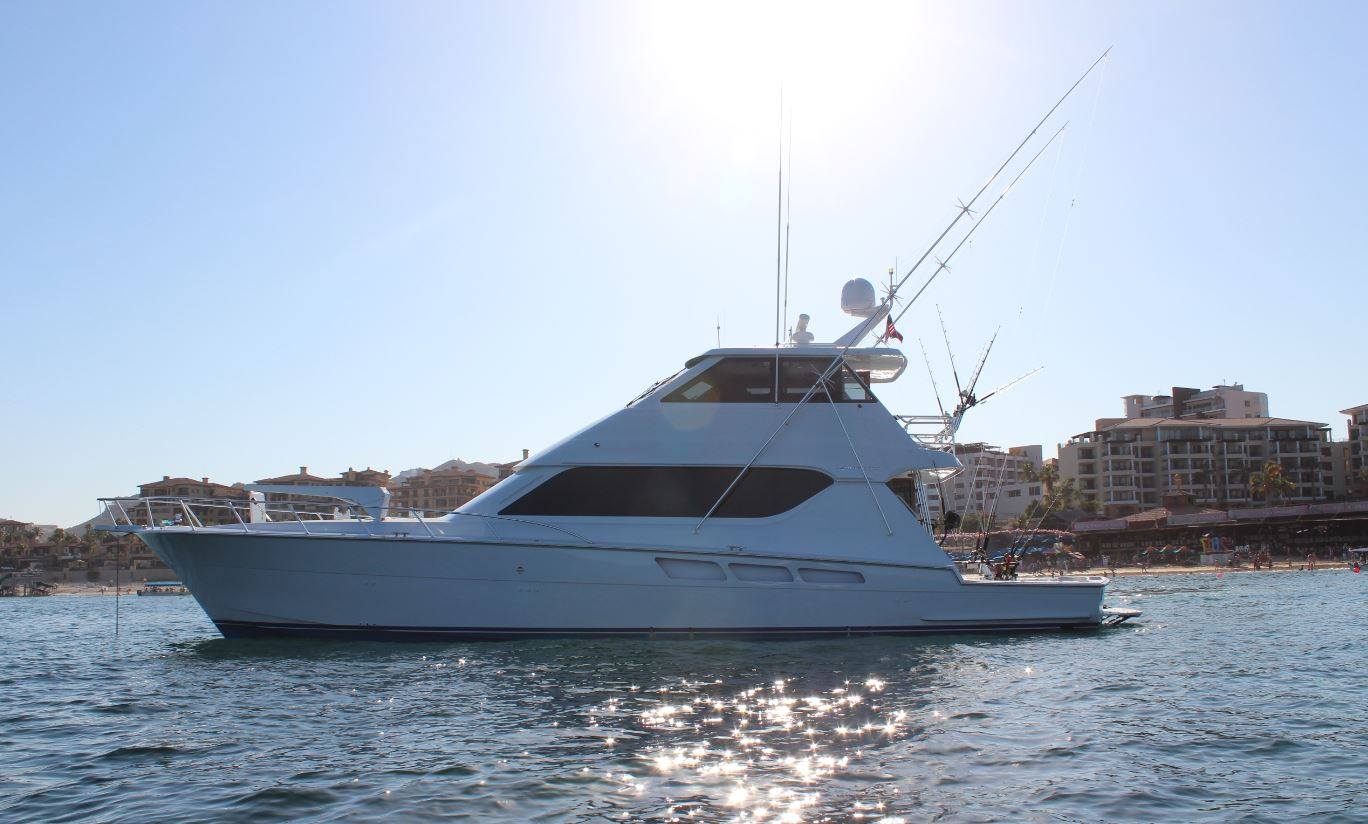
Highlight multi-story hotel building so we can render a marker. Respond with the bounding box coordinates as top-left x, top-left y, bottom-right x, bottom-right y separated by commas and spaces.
925, 443, 1043, 524
254, 466, 392, 488
139, 475, 246, 499
1122, 384, 1268, 420
251, 466, 394, 518
135, 476, 249, 525
388, 465, 498, 515
1059, 417, 1330, 516
1342, 403, 1368, 497
1324, 441, 1350, 500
